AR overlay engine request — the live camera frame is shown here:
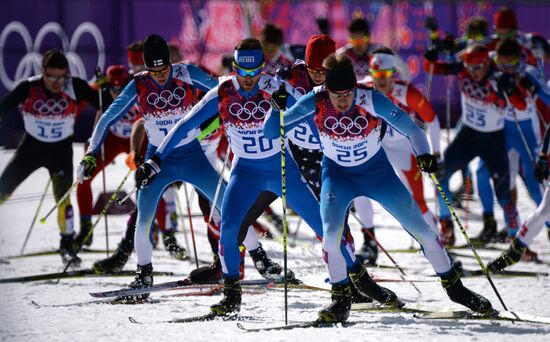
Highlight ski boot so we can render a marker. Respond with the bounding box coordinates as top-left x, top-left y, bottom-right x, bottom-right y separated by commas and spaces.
349, 264, 398, 307
318, 283, 352, 323
350, 278, 373, 303
495, 229, 514, 243
60, 233, 81, 266
357, 227, 378, 266
487, 238, 526, 273
471, 214, 497, 246
439, 217, 456, 246
210, 278, 241, 317
119, 263, 153, 302
74, 219, 93, 248
190, 254, 222, 284
441, 269, 493, 314
249, 245, 298, 283
162, 230, 187, 260
91, 238, 133, 274
521, 247, 539, 262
